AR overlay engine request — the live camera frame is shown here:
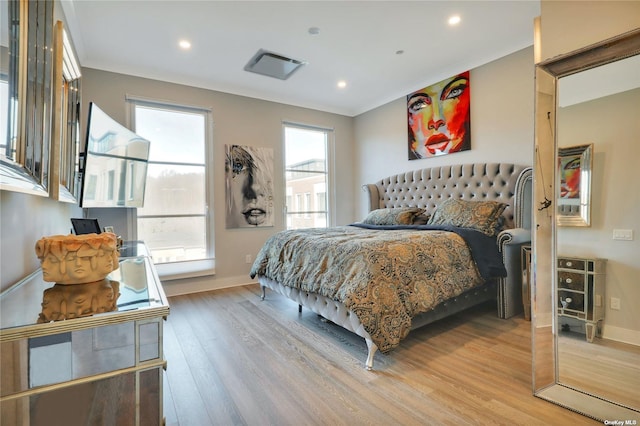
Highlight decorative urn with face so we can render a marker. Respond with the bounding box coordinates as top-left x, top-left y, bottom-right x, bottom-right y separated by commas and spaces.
34, 233, 121, 322
35, 233, 119, 285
